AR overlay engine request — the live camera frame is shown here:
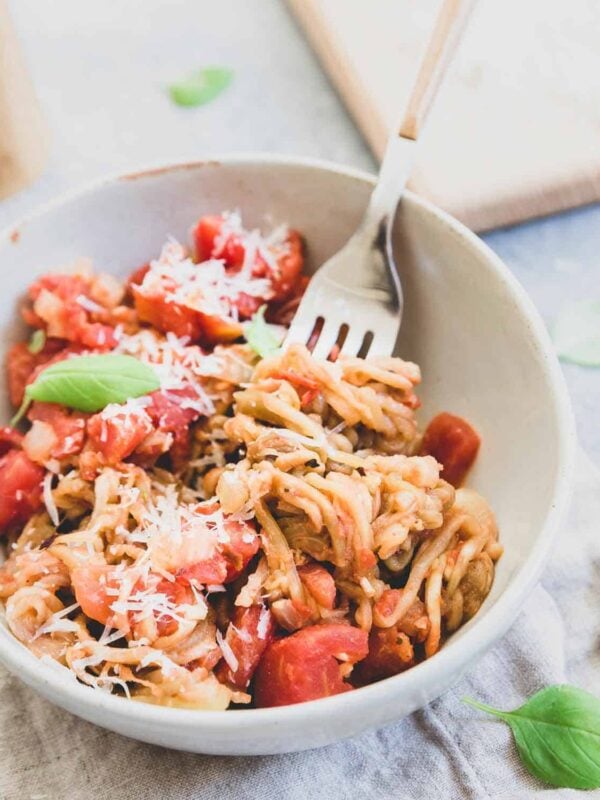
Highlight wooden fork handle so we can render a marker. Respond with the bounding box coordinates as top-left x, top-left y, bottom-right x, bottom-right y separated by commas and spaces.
398, 0, 475, 141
